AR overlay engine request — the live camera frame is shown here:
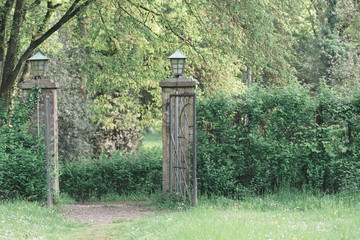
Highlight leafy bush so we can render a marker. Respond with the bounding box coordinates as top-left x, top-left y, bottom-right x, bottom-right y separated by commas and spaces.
0, 89, 46, 200
197, 83, 360, 197
60, 147, 162, 201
